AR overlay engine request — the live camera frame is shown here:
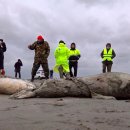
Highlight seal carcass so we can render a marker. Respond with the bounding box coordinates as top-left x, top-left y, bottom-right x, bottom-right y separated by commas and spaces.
0, 77, 35, 95
10, 72, 130, 99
